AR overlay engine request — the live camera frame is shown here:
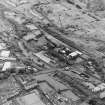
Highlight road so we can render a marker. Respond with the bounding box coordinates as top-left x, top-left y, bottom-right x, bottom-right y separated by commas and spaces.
0, 2, 104, 105
0, 0, 94, 59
